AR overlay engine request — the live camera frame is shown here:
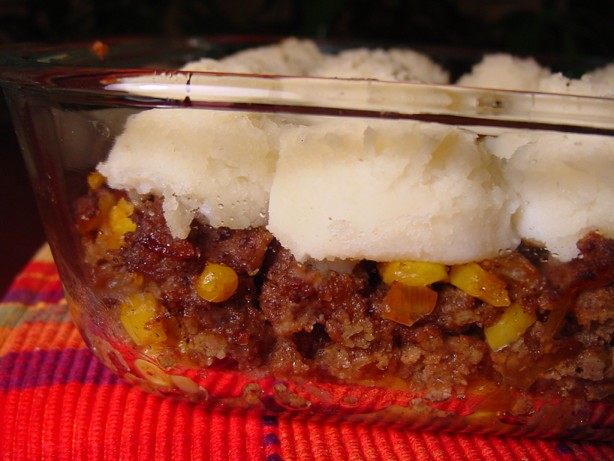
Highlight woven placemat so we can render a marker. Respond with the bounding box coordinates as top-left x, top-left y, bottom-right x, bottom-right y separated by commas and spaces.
1, 246, 612, 461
